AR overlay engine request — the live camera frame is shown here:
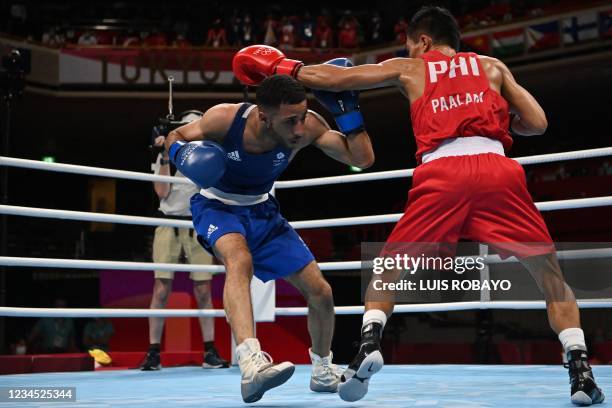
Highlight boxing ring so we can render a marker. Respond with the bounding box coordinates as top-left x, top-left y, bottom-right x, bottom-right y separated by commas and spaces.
1, 147, 612, 407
